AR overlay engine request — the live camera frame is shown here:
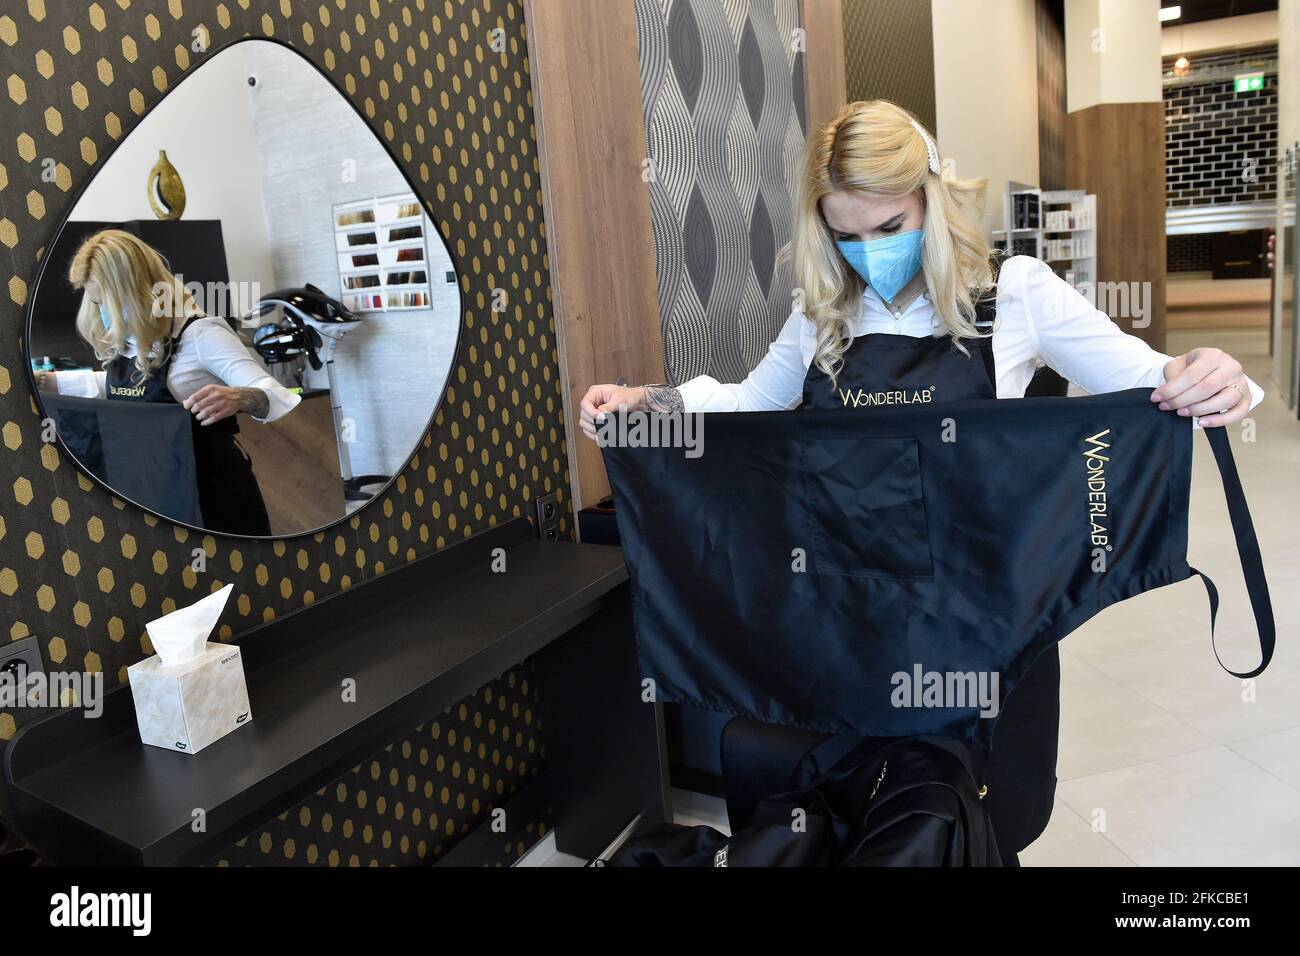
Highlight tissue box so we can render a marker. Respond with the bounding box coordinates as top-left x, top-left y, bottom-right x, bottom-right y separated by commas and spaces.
127, 642, 252, 754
